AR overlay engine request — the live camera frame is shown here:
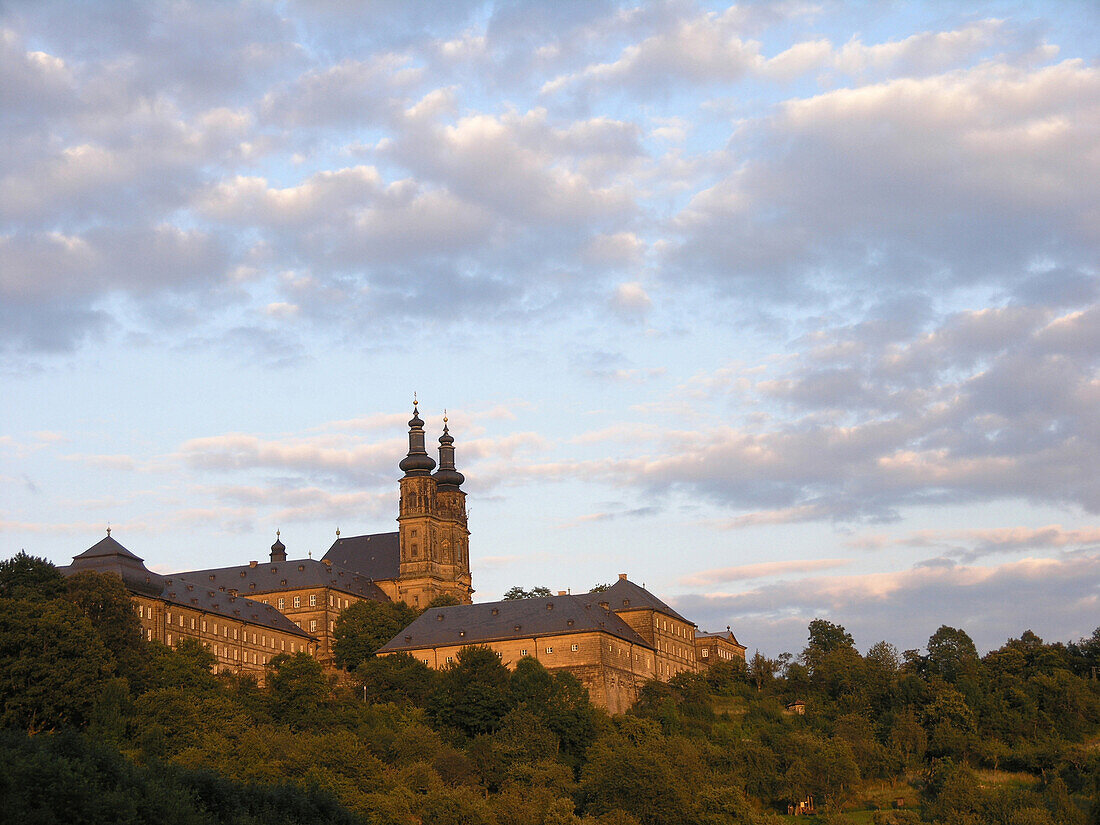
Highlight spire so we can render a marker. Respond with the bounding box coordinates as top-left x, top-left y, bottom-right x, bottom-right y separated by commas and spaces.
433, 410, 465, 490
270, 529, 286, 563
399, 397, 436, 476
